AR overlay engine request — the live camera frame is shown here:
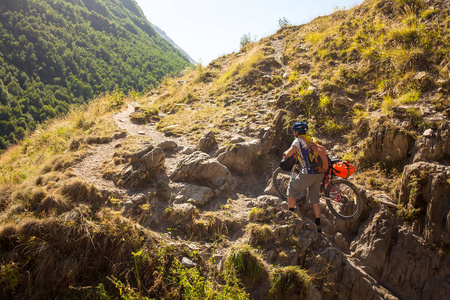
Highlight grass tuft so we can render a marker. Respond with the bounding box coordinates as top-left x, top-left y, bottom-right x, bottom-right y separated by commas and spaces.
224, 244, 268, 282
269, 266, 313, 299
